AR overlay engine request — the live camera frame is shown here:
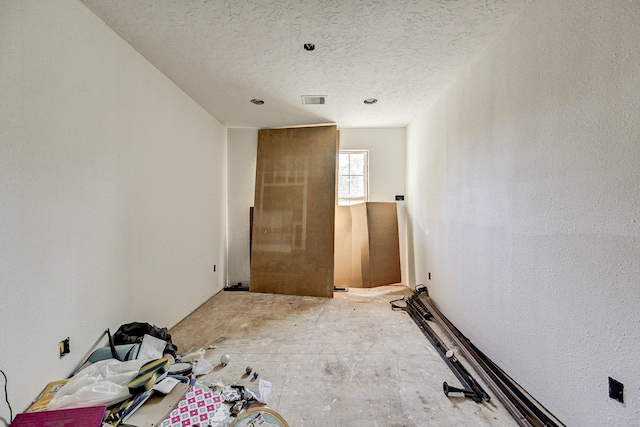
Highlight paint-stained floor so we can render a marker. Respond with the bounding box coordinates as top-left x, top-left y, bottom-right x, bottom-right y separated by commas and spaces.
169, 286, 517, 427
